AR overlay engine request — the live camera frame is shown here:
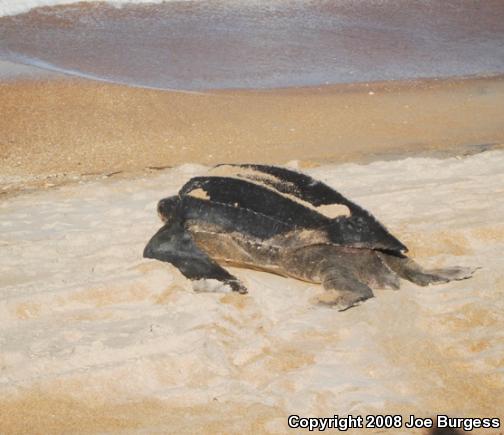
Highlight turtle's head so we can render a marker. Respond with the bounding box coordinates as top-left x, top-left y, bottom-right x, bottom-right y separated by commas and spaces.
157, 196, 180, 223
